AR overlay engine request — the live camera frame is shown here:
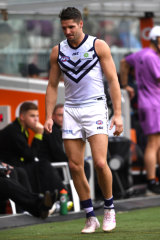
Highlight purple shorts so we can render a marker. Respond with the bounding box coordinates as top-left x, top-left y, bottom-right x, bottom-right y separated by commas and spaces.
138, 107, 160, 135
